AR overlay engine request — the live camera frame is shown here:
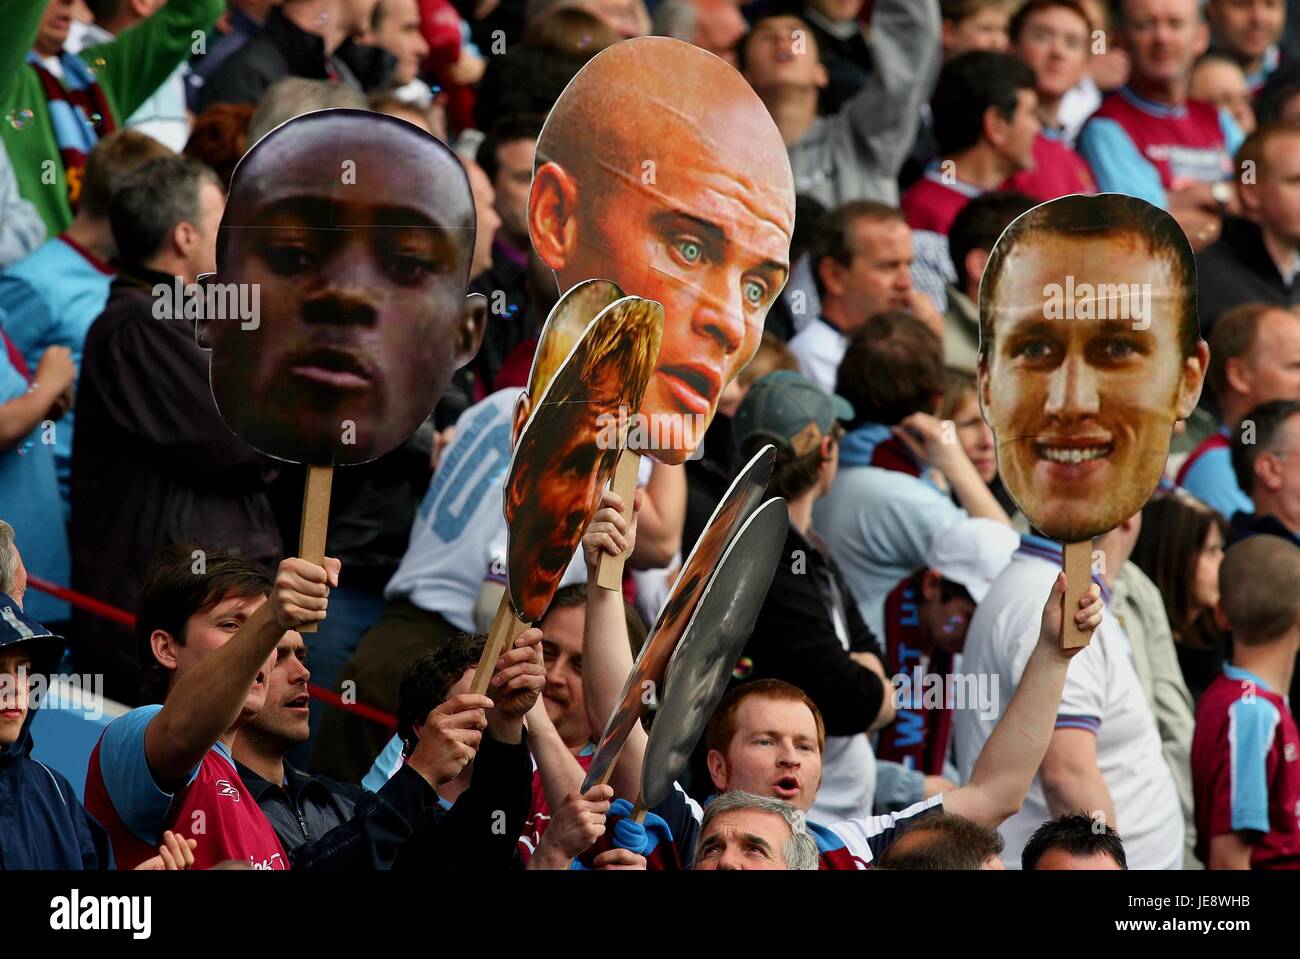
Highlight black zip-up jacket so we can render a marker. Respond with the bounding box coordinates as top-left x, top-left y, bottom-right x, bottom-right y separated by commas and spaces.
235, 729, 532, 870
197, 6, 395, 111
